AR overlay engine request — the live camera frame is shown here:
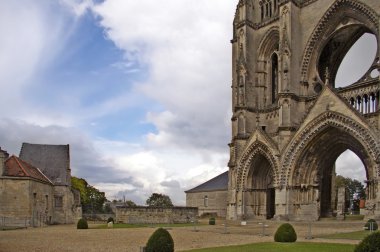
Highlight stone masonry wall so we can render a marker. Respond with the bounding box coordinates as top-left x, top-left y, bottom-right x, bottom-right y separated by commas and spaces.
116, 207, 198, 224
186, 190, 228, 217
0, 177, 54, 227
